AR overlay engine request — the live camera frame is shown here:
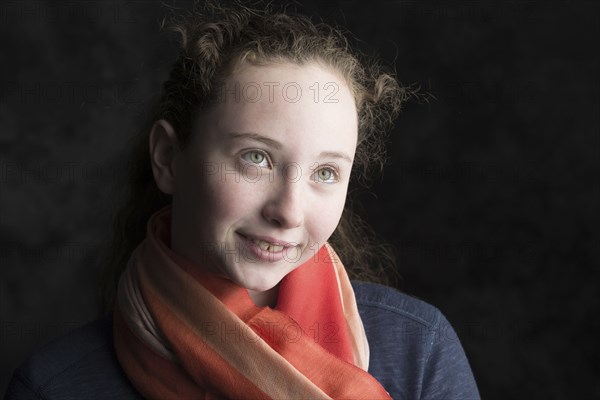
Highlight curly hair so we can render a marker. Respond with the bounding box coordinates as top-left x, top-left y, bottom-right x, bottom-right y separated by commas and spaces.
98, 0, 417, 314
